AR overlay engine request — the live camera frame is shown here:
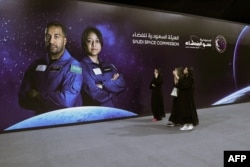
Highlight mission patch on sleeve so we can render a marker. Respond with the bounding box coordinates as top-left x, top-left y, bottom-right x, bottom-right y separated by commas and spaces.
70, 65, 82, 74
